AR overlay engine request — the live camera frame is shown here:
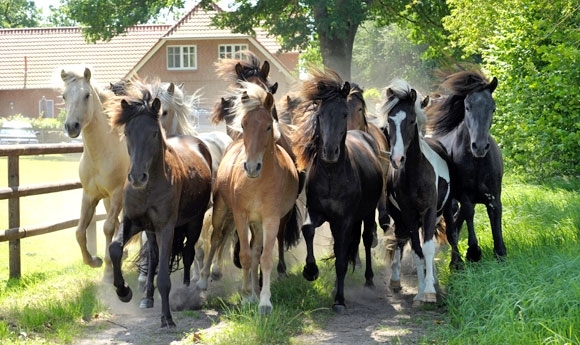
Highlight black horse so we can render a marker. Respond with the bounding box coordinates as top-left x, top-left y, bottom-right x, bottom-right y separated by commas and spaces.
426, 68, 505, 262
292, 68, 384, 313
